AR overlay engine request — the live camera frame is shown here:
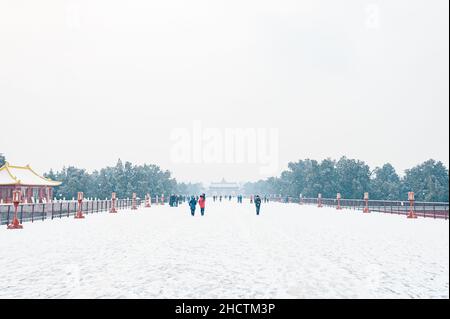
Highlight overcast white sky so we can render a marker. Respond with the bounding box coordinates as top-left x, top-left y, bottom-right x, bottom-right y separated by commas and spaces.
0, 0, 448, 184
